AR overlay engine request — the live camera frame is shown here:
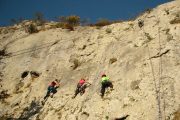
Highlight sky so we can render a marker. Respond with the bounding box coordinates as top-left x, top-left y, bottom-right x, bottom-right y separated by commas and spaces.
0, 0, 170, 26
